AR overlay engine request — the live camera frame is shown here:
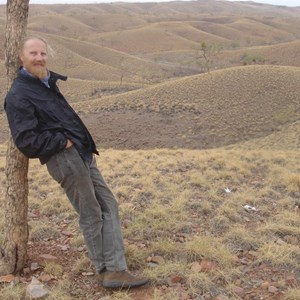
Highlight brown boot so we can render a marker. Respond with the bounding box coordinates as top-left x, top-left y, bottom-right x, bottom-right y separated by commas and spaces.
102, 270, 149, 288
96, 268, 106, 284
